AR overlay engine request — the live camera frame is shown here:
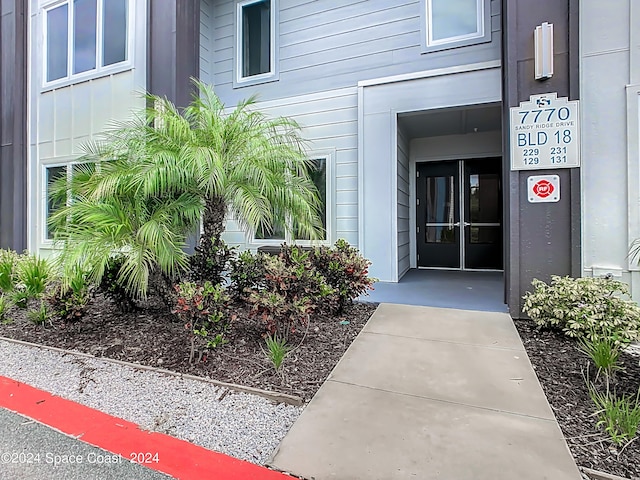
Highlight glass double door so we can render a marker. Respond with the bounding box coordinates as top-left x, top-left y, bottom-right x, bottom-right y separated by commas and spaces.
416, 158, 502, 270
